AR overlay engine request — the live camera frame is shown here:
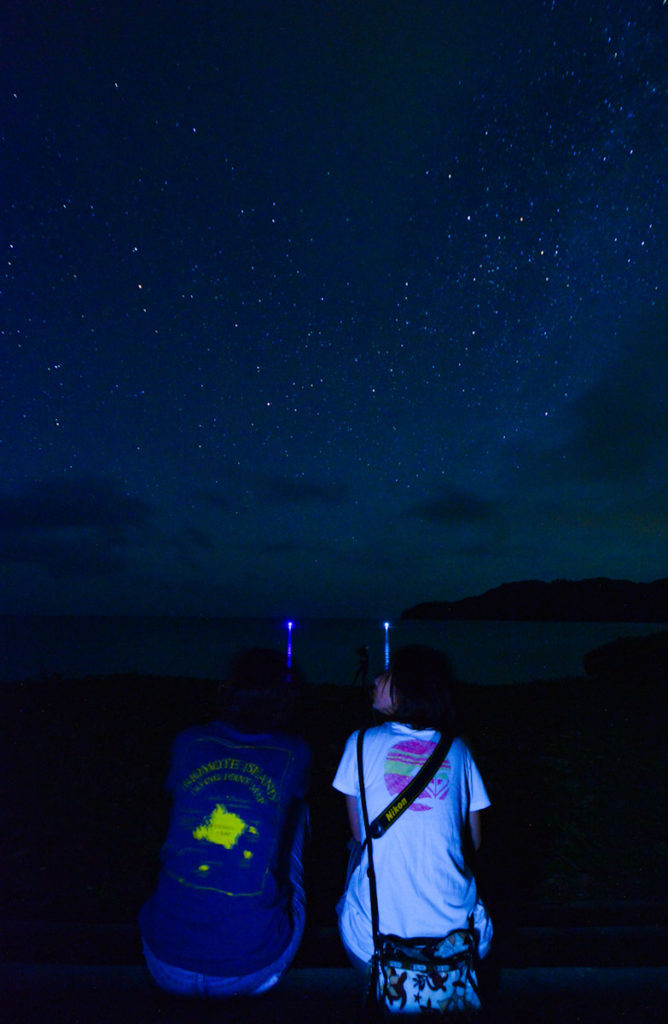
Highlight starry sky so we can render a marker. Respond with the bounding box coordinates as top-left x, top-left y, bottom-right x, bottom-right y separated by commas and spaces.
1, 0, 666, 618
